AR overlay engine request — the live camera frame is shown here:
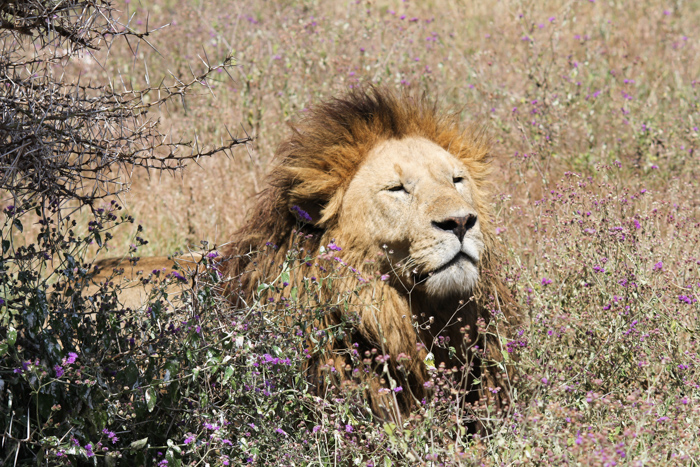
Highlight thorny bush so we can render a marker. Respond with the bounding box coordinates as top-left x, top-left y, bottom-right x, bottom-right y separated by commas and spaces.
0, 0, 249, 464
